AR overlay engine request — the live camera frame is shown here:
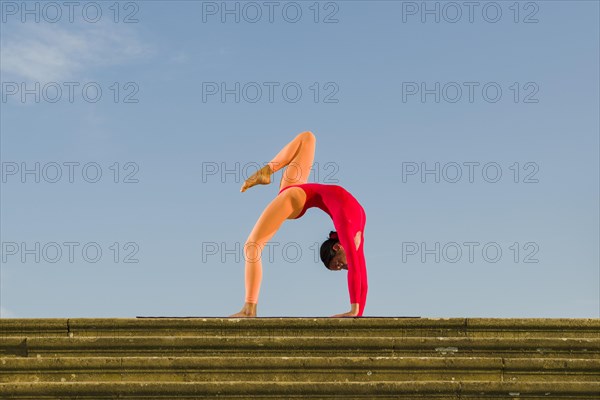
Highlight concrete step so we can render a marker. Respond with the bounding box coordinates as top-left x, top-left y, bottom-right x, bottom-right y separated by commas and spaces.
2, 317, 599, 338
2, 335, 598, 358
1, 356, 598, 383
1, 381, 598, 399
1, 318, 597, 399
